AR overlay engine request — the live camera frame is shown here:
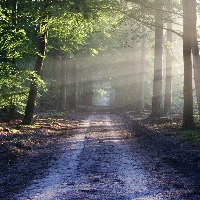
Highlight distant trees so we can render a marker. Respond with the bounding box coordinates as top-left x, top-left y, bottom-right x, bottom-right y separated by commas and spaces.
1, 0, 200, 129
21, 0, 123, 123
122, 0, 199, 128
